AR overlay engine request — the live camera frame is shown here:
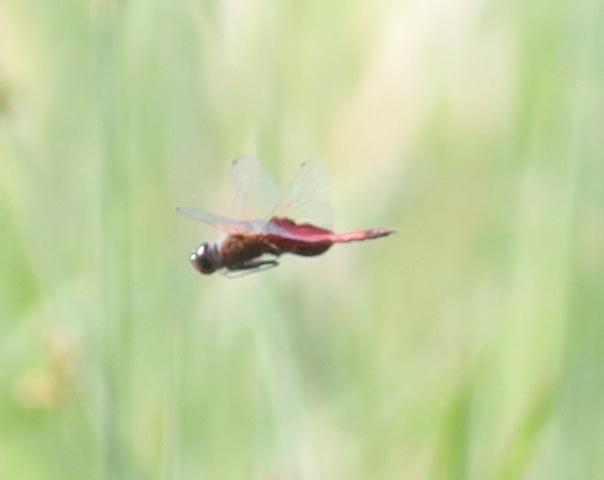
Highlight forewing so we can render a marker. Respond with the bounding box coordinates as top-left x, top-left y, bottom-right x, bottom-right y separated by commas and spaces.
176, 207, 251, 233
271, 160, 333, 228
231, 155, 279, 220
